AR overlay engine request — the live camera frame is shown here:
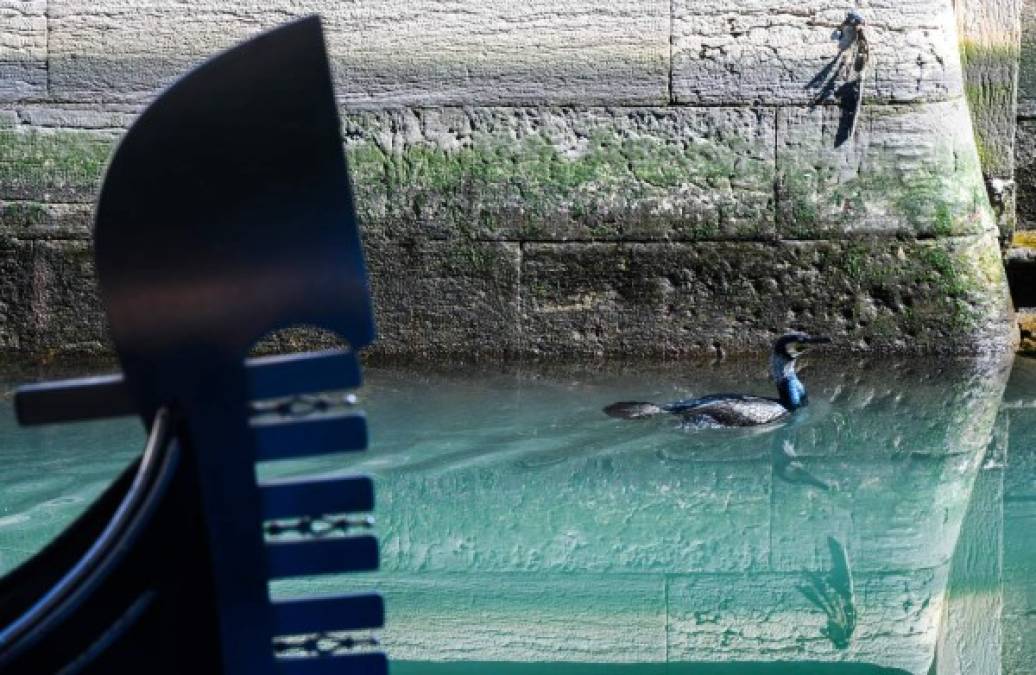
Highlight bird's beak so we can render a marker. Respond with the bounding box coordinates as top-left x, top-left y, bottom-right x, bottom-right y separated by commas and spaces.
803, 336, 832, 345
